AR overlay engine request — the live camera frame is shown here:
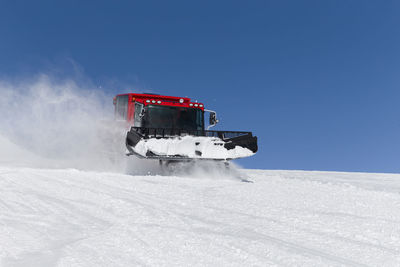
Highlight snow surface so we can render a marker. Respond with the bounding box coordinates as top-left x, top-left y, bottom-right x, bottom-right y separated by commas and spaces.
1, 166, 400, 266
133, 136, 254, 159
1, 131, 400, 266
